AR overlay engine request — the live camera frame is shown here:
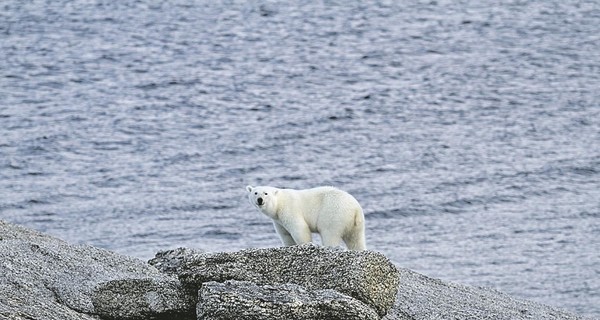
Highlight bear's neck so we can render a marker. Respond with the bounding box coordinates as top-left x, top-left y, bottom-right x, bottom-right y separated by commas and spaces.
272, 191, 287, 220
